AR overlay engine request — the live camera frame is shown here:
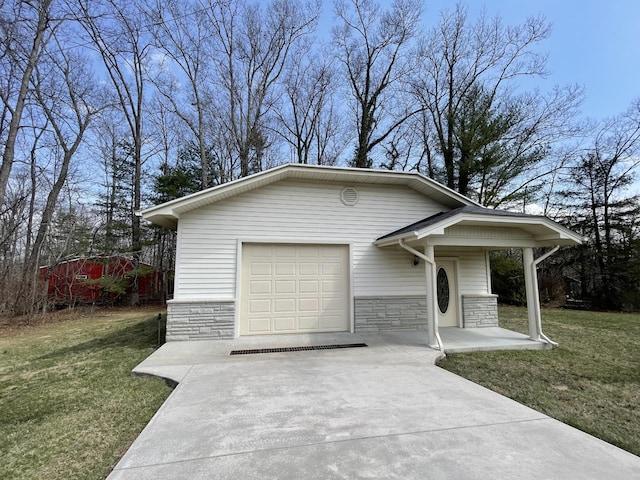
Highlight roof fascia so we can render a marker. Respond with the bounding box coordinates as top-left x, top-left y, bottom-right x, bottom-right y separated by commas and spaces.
141, 163, 292, 219
424, 236, 578, 248
375, 212, 584, 247
415, 213, 583, 244
375, 231, 419, 247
